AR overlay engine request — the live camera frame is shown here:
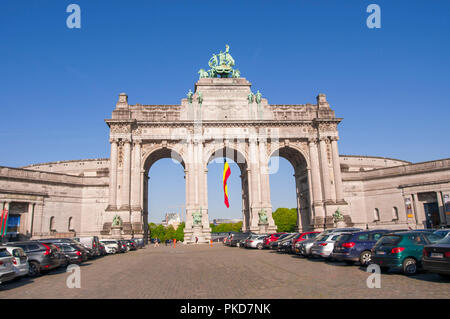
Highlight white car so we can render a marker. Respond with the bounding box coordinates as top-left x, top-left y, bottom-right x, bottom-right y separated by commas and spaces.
99, 239, 120, 254
1, 246, 29, 278
245, 235, 267, 249
0, 247, 16, 284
